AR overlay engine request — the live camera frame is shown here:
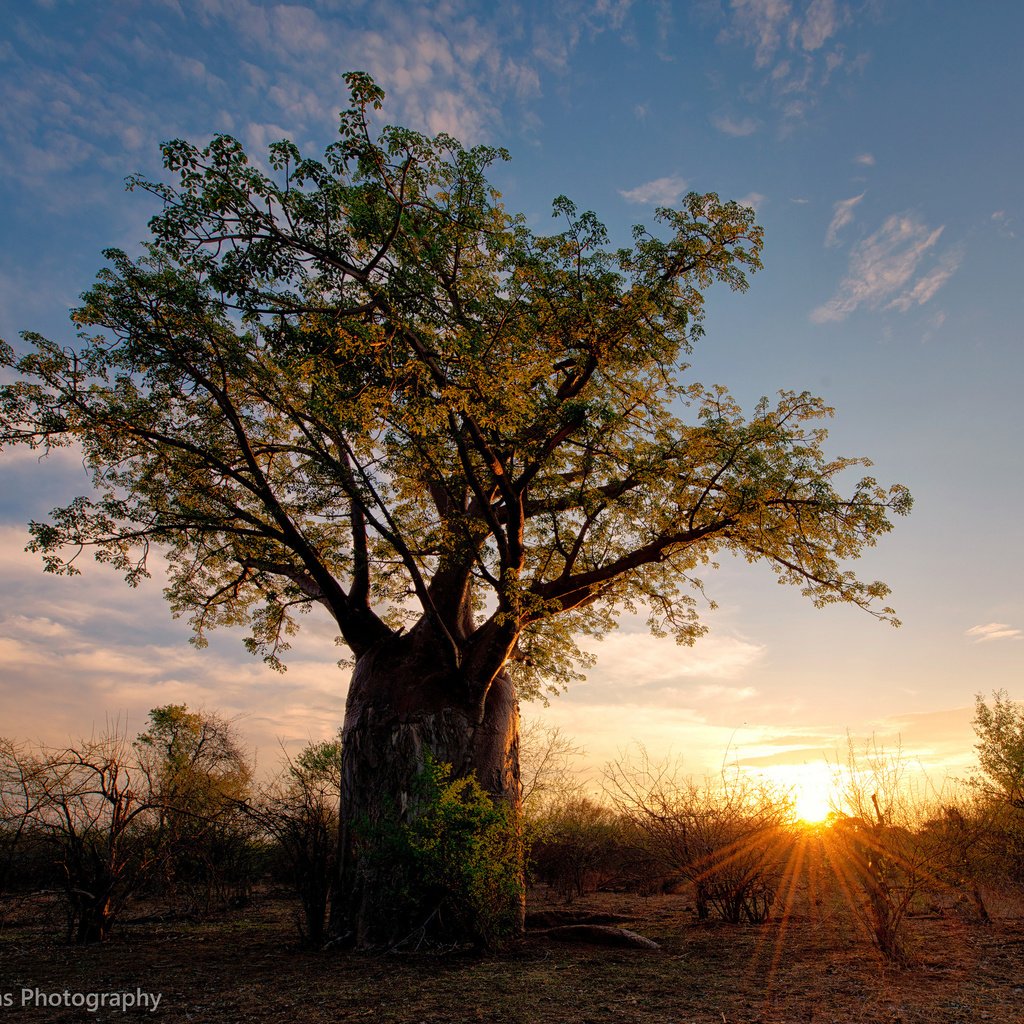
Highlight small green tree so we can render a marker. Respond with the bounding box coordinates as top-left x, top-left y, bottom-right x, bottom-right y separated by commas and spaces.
135, 705, 254, 913
971, 691, 1024, 885
973, 690, 1024, 809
